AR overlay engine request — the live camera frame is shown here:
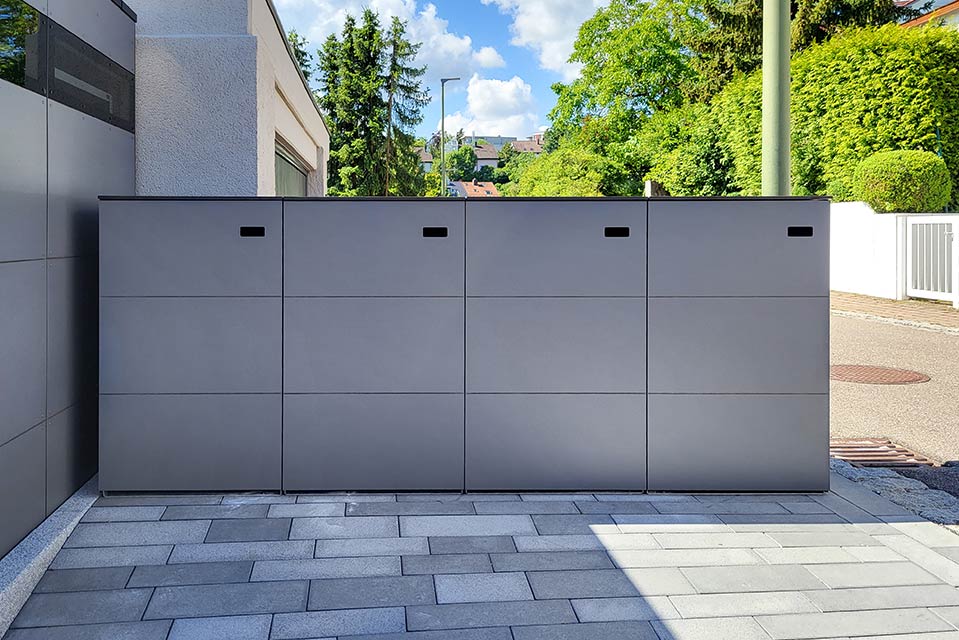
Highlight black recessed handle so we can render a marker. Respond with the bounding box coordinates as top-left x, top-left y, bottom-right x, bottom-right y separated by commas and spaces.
605, 226, 630, 238
423, 226, 448, 238
240, 226, 266, 238
788, 226, 814, 238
